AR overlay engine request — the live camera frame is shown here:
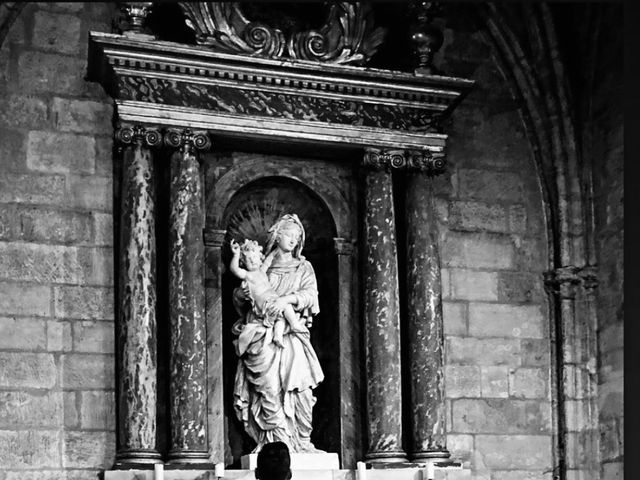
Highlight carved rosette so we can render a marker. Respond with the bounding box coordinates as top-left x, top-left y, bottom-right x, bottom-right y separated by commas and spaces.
179, 2, 386, 66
